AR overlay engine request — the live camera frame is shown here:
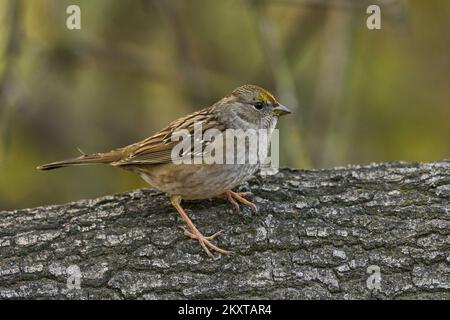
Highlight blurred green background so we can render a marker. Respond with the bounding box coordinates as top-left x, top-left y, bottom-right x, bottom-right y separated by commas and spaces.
0, 0, 449, 210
